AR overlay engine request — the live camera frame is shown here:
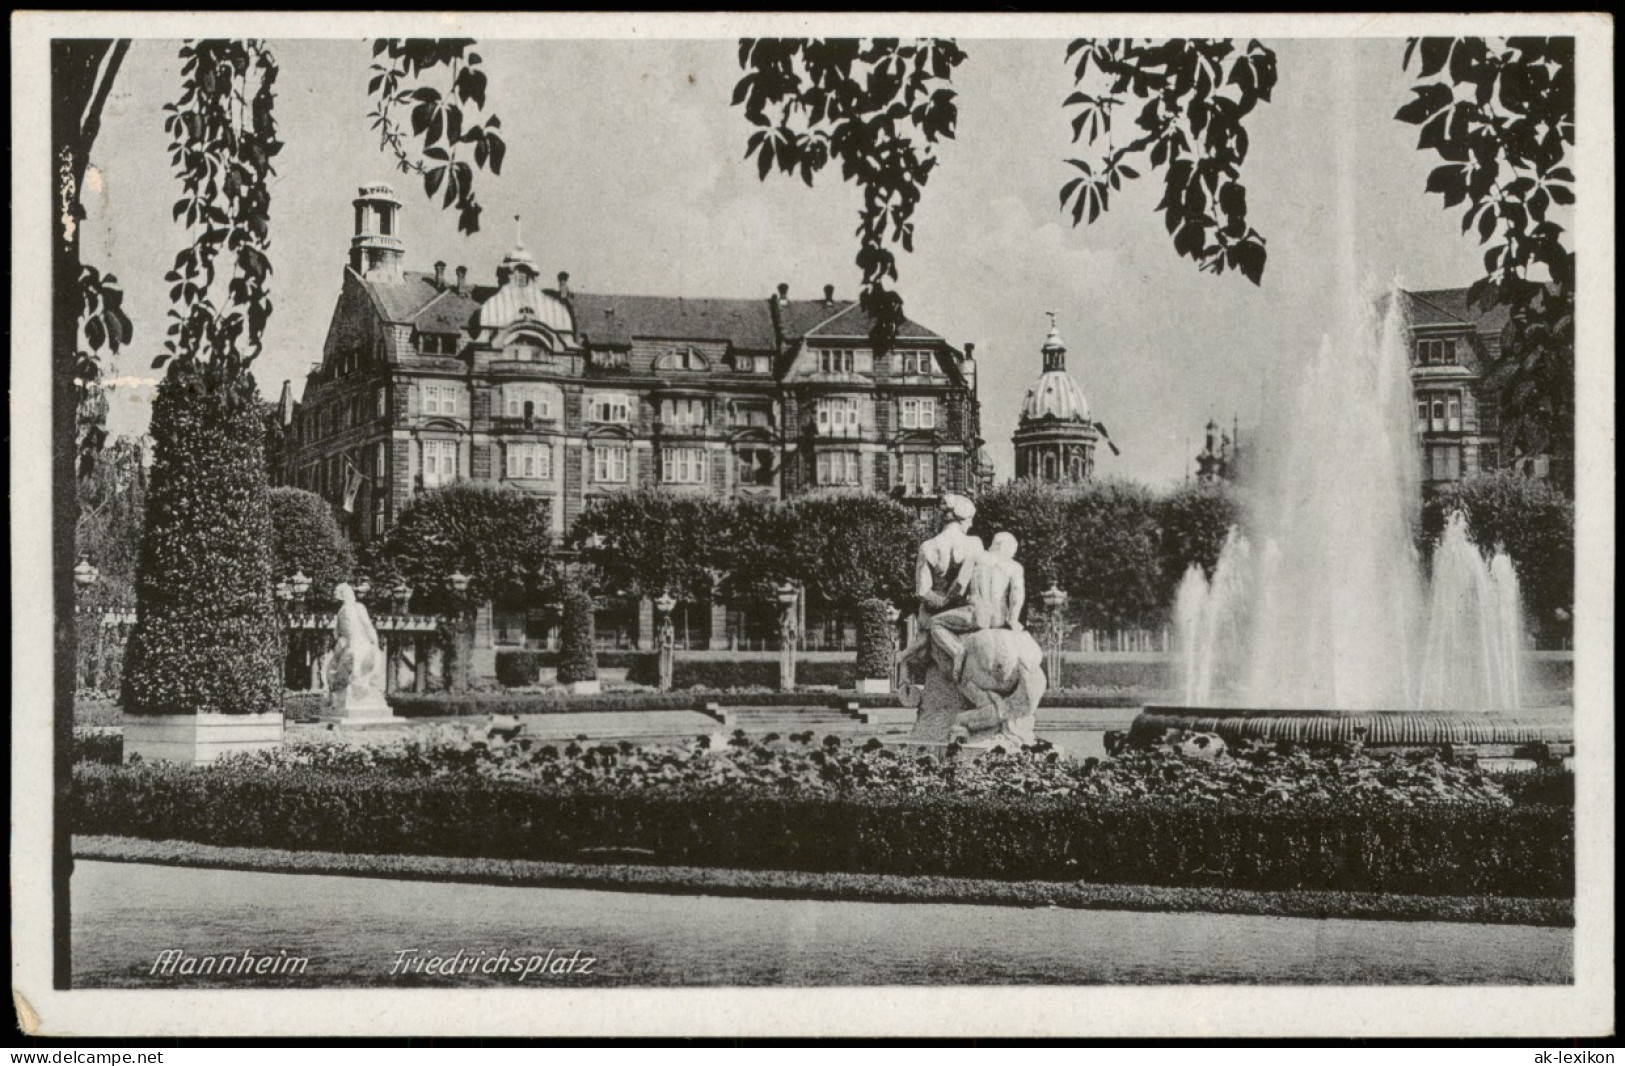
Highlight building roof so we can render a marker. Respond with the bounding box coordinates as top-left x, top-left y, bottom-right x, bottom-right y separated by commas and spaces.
1021, 371, 1091, 424
570, 293, 782, 350
1400, 288, 1512, 334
